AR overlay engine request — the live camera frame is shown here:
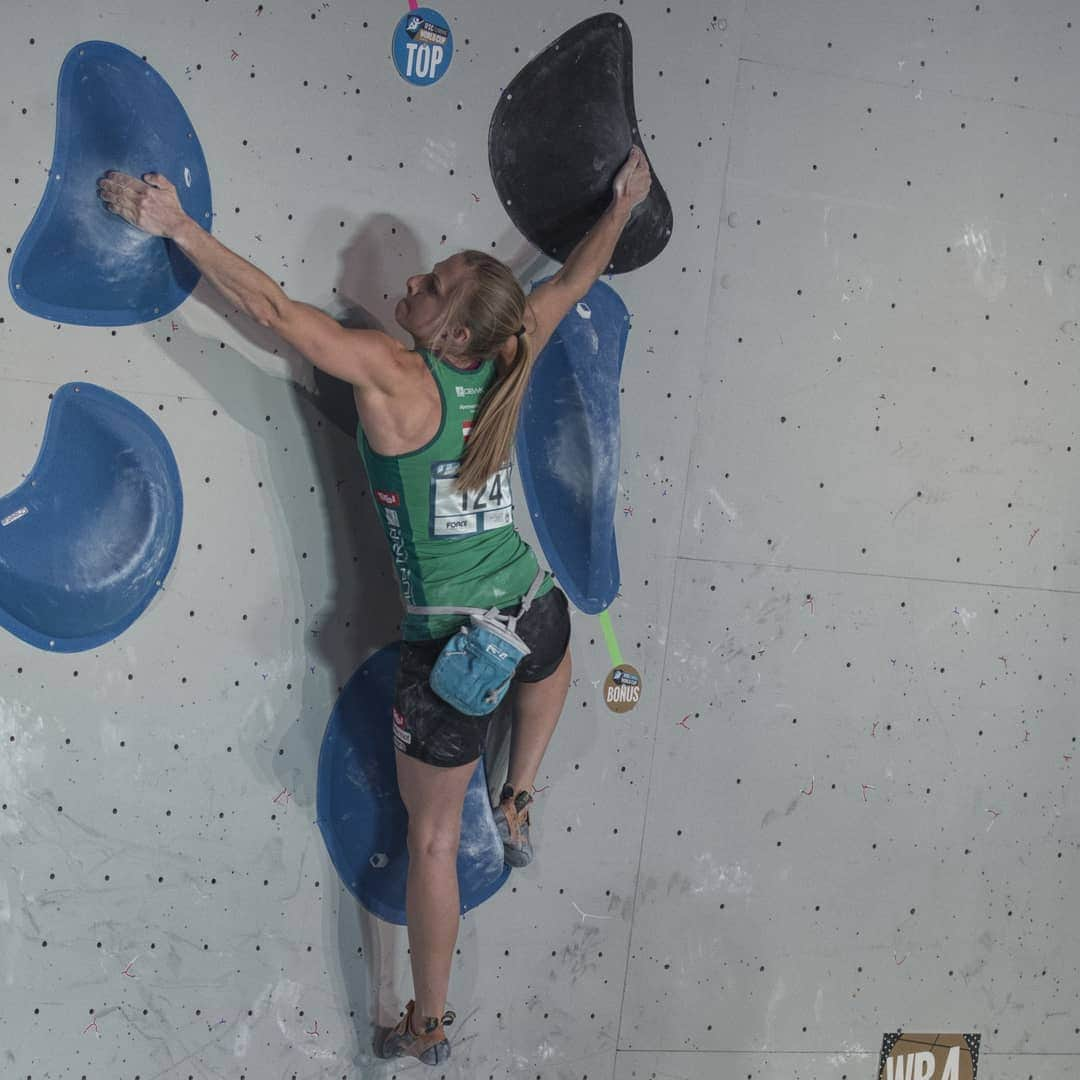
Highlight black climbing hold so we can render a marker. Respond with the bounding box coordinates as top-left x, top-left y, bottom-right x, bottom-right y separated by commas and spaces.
488, 14, 672, 273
